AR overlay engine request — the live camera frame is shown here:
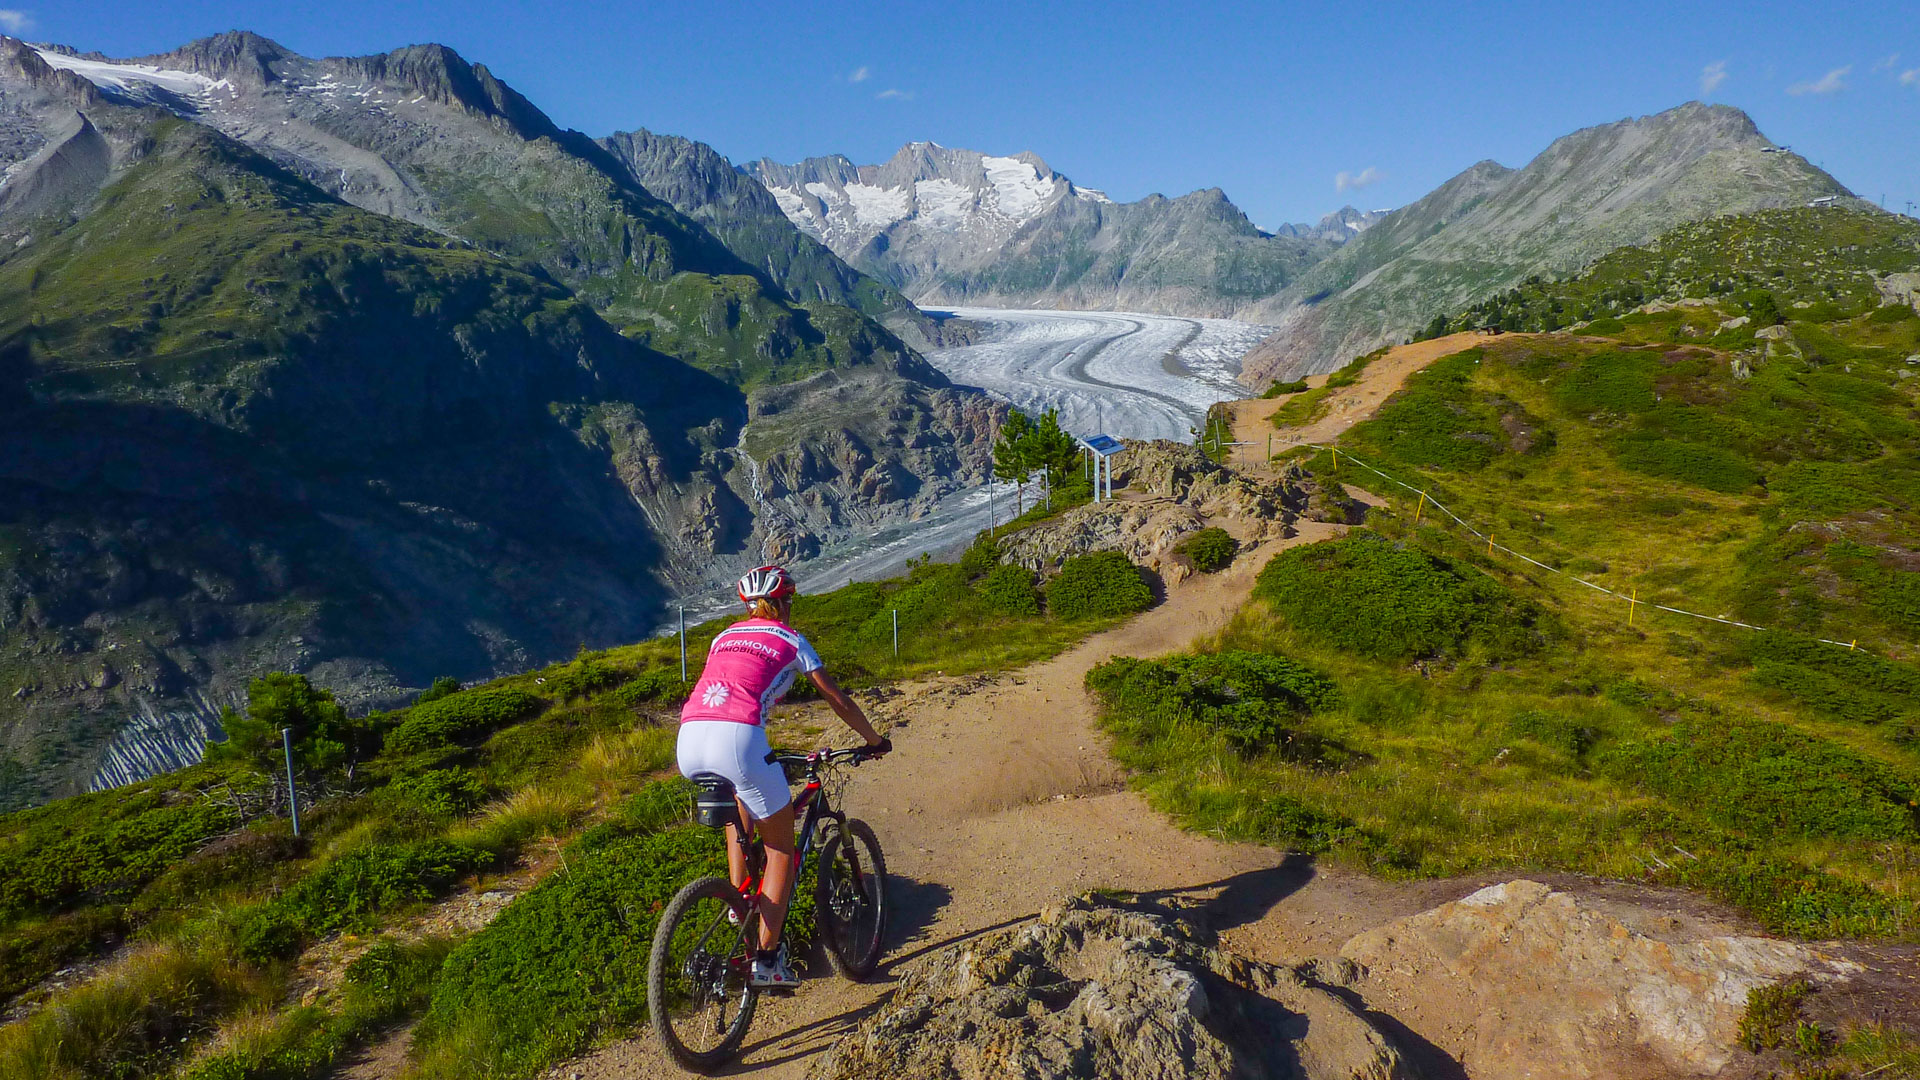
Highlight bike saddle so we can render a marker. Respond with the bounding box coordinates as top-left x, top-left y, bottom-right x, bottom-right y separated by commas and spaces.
689, 772, 741, 830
